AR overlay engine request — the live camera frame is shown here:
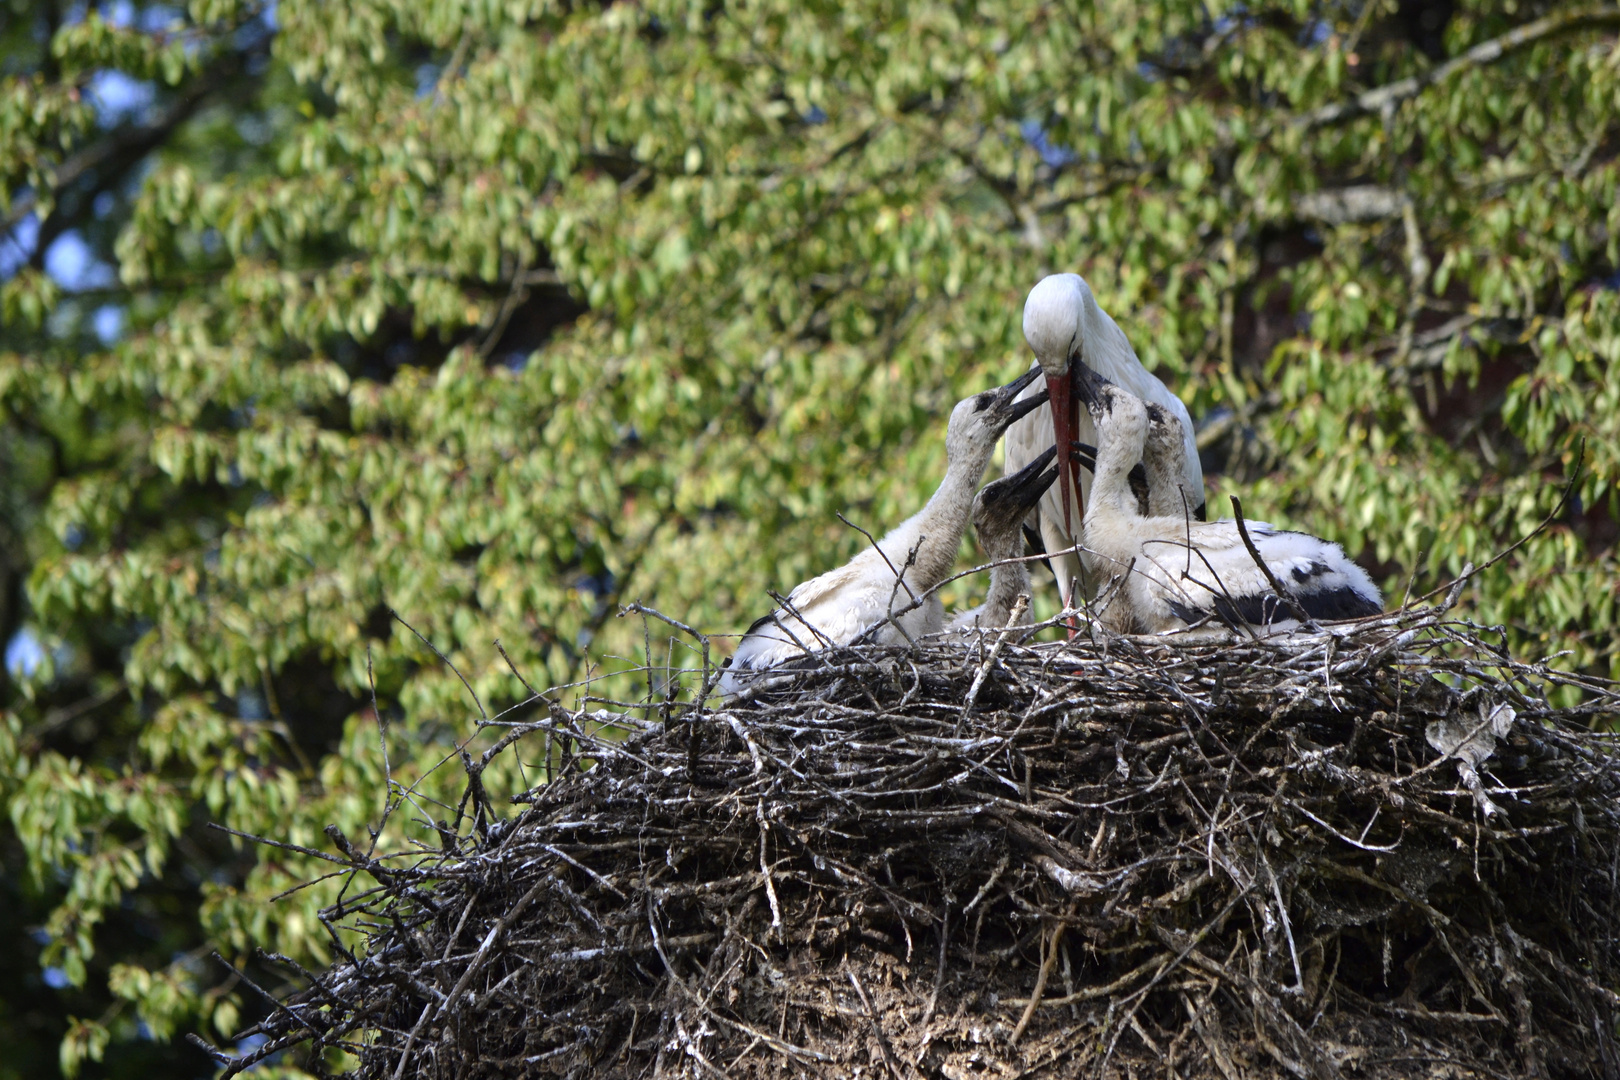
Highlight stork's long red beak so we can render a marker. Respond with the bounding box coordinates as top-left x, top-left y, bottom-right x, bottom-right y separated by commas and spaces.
1047, 367, 1084, 636
1047, 369, 1079, 544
